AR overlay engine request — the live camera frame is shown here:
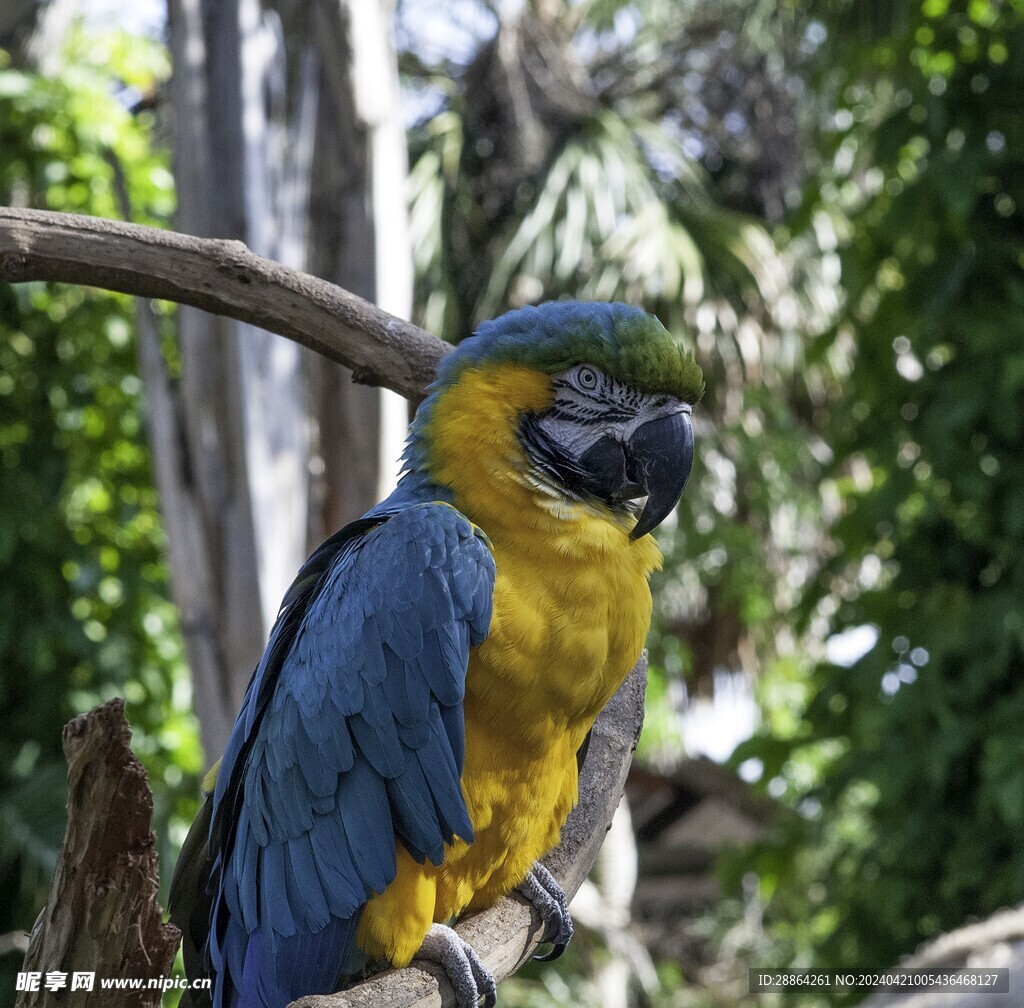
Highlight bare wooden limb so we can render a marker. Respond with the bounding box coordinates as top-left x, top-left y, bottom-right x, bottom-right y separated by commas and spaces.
0, 206, 447, 398
290, 655, 649, 1008
15, 699, 180, 1008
